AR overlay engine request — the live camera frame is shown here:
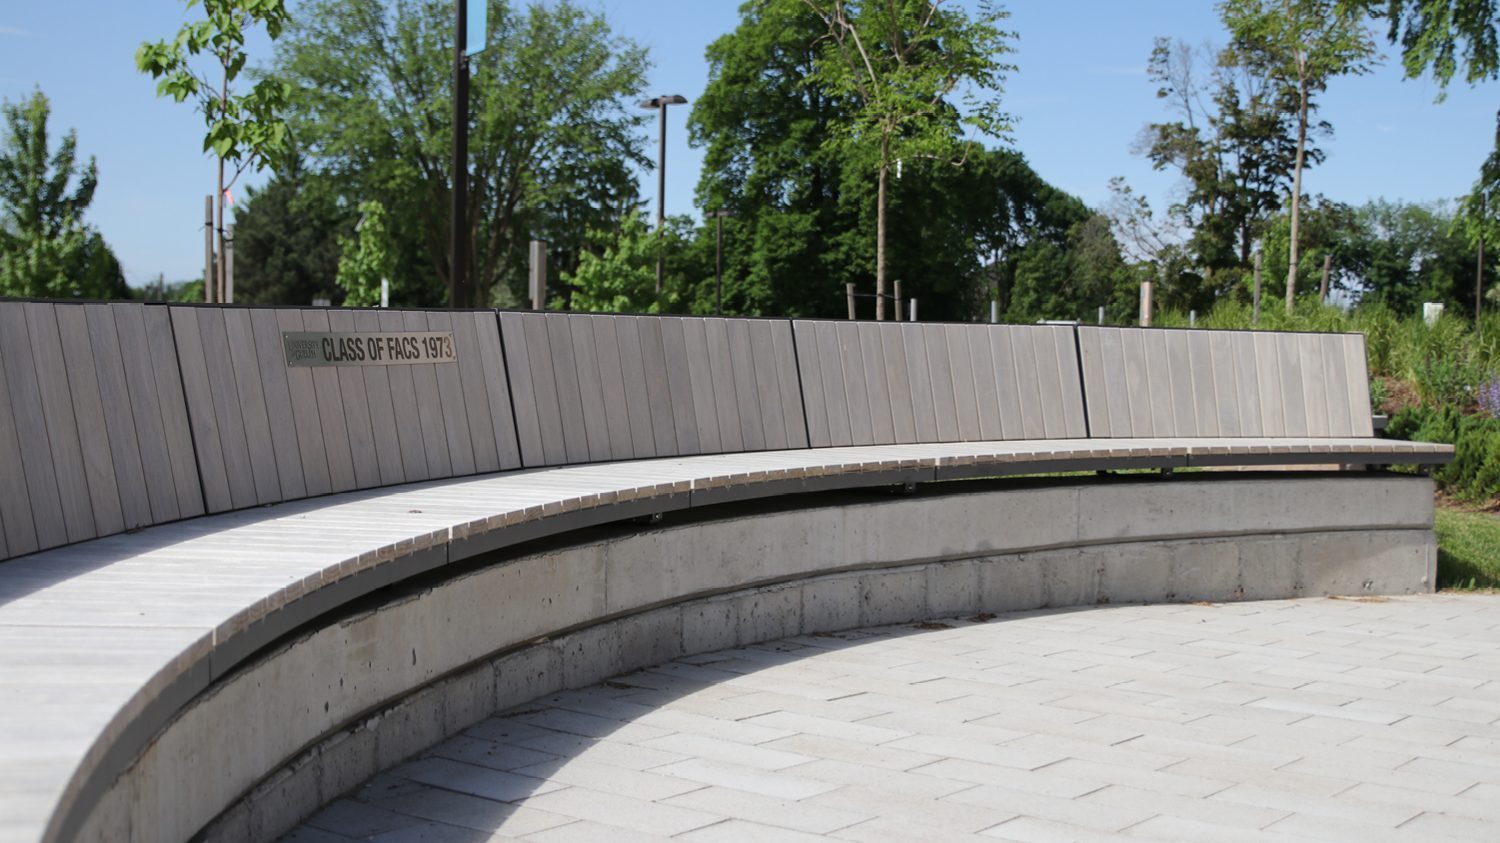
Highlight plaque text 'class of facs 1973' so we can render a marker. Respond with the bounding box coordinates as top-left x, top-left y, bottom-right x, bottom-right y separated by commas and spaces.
282, 332, 457, 368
